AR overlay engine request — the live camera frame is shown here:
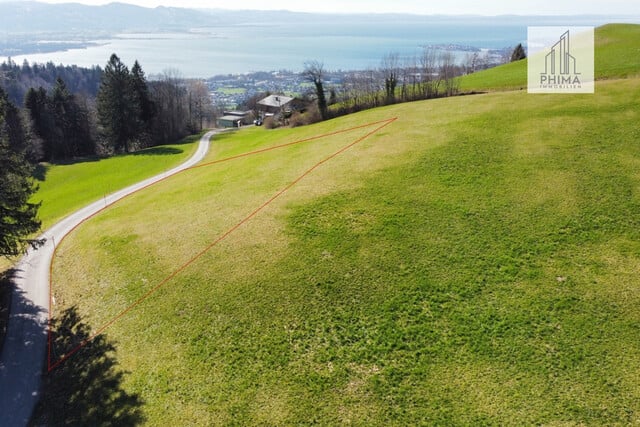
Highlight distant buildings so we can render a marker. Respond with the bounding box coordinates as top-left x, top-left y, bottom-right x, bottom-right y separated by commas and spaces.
217, 110, 253, 128
257, 94, 295, 115
207, 70, 307, 109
